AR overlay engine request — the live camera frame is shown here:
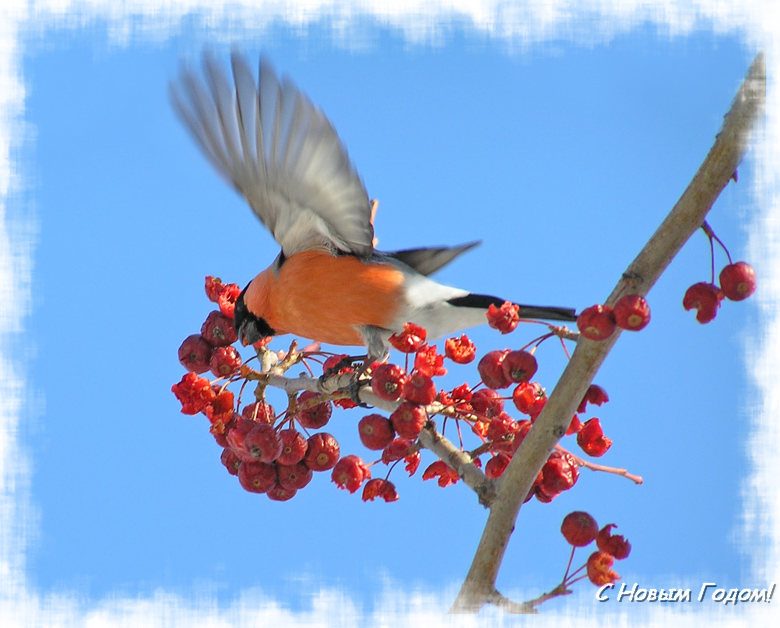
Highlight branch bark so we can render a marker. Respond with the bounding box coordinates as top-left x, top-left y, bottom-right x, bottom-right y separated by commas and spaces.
450, 51, 766, 613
